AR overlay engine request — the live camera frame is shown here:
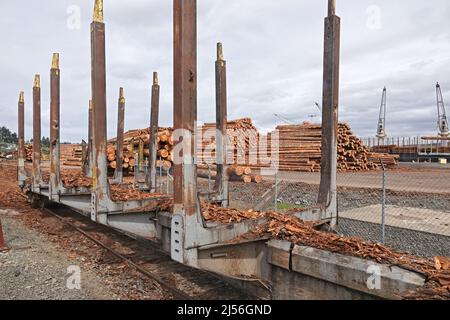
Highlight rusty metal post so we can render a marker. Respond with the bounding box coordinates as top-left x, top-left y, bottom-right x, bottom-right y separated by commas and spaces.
146, 72, 160, 192
214, 43, 229, 207
91, 0, 109, 218
138, 138, 144, 172
17, 91, 26, 187
172, 0, 199, 265
318, 0, 340, 226
32, 74, 43, 188
173, 0, 197, 212
50, 53, 61, 198
114, 88, 125, 183
86, 99, 94, 177
81, 139, 88, 172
